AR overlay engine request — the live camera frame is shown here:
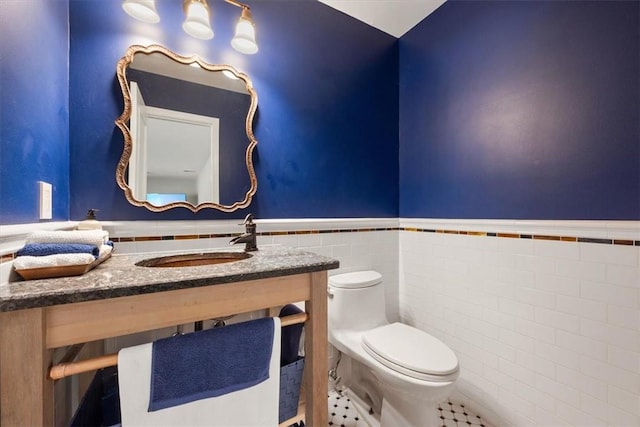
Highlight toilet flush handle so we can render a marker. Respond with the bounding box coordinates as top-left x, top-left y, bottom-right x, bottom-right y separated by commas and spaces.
327, 286, 334, 298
